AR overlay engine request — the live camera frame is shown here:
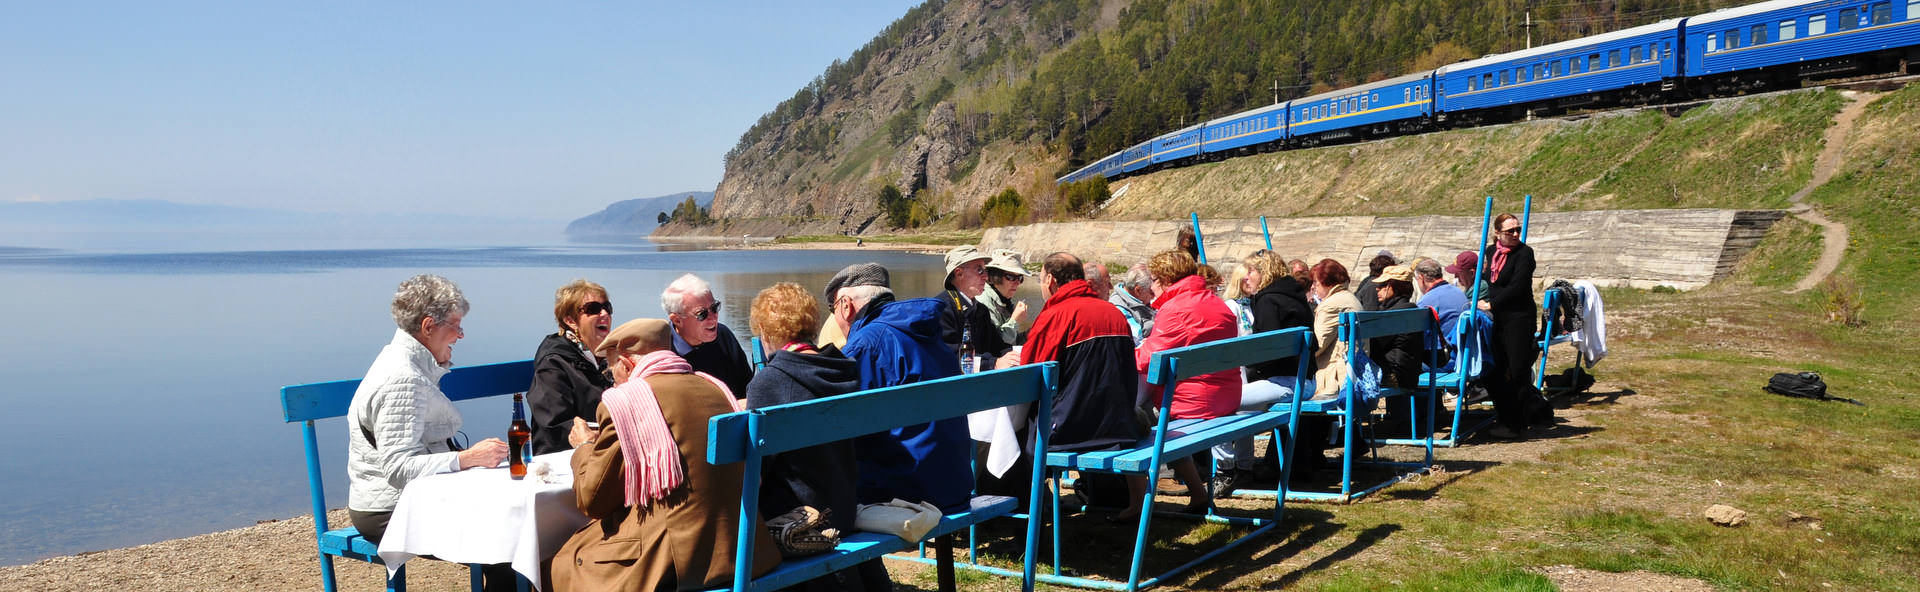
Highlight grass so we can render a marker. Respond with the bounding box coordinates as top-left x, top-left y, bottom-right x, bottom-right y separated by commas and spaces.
878, 84, 1920, 591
